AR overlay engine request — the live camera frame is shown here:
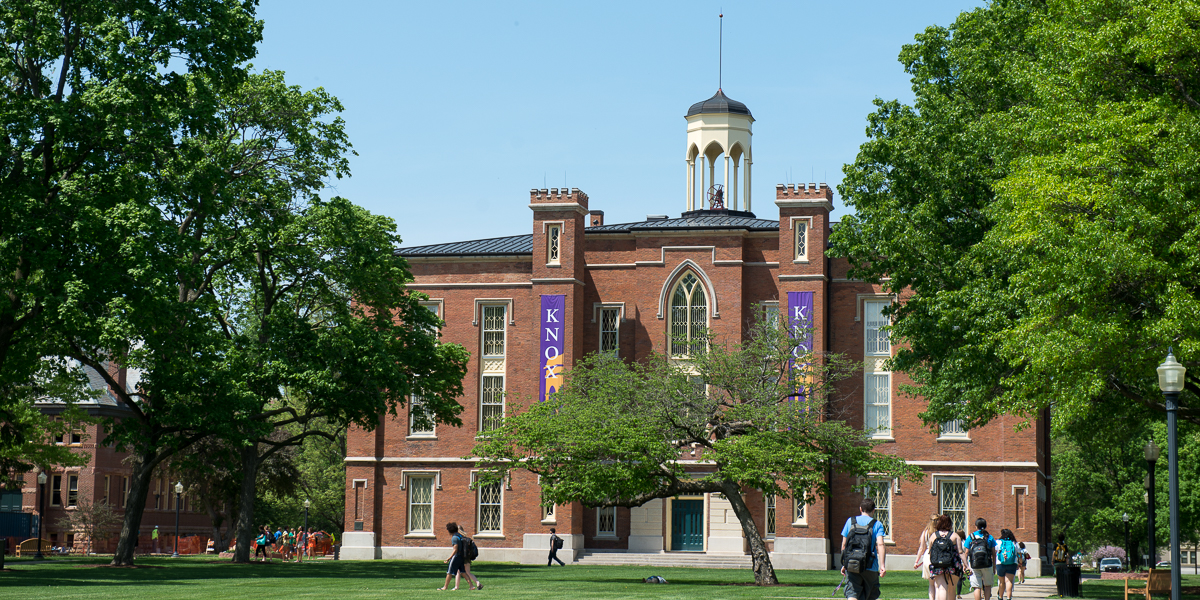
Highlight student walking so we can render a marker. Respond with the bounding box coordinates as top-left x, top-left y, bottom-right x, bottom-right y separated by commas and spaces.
840, 497, 887, 600
254, 526, 271, 562
548, 528, 566, 566
440, 522, 481, 591
914, 514, 941, 600
994, 529, 1021, 600
1017, 542, 1030, 584
924, 515, 971, 600
955, 530, 969, 600
965, 518, 998, 600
